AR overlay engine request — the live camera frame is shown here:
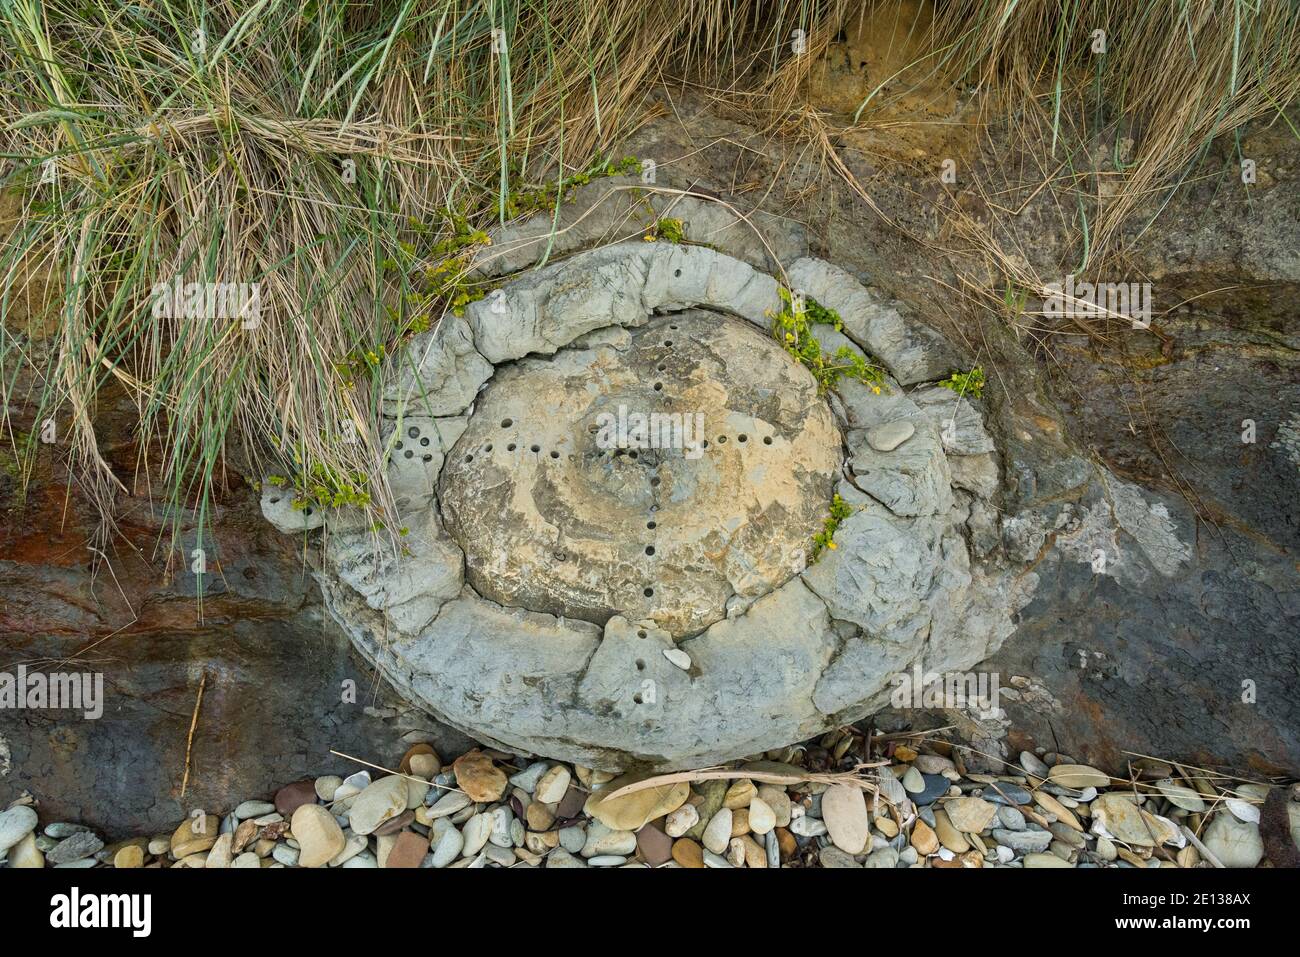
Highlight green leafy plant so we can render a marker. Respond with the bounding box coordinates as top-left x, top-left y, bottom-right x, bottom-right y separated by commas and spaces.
503, 154, 641, 220
266, 464, 371, 513
938, 365, 986, 400
769, 287, 888, 395
643, 216, 685, 244
811, 493, 854, 559
384, 210, 495, 326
